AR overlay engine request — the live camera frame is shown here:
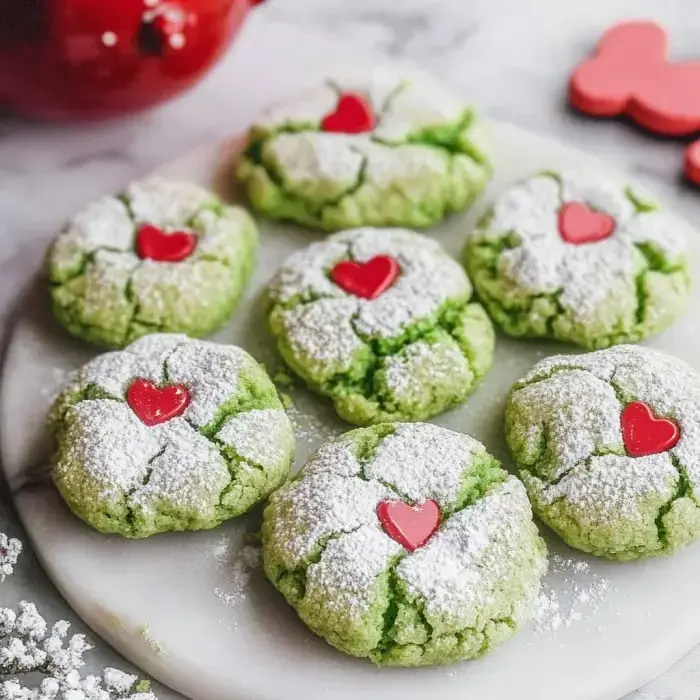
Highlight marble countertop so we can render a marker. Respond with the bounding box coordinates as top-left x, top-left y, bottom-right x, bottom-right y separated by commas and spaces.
2, 0, 700, 698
